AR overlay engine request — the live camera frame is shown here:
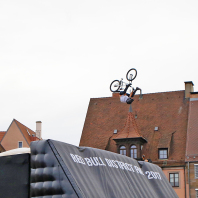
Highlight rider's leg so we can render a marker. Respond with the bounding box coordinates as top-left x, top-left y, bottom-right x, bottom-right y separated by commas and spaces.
129, 90, 134, 98
131, 87, 141, 97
